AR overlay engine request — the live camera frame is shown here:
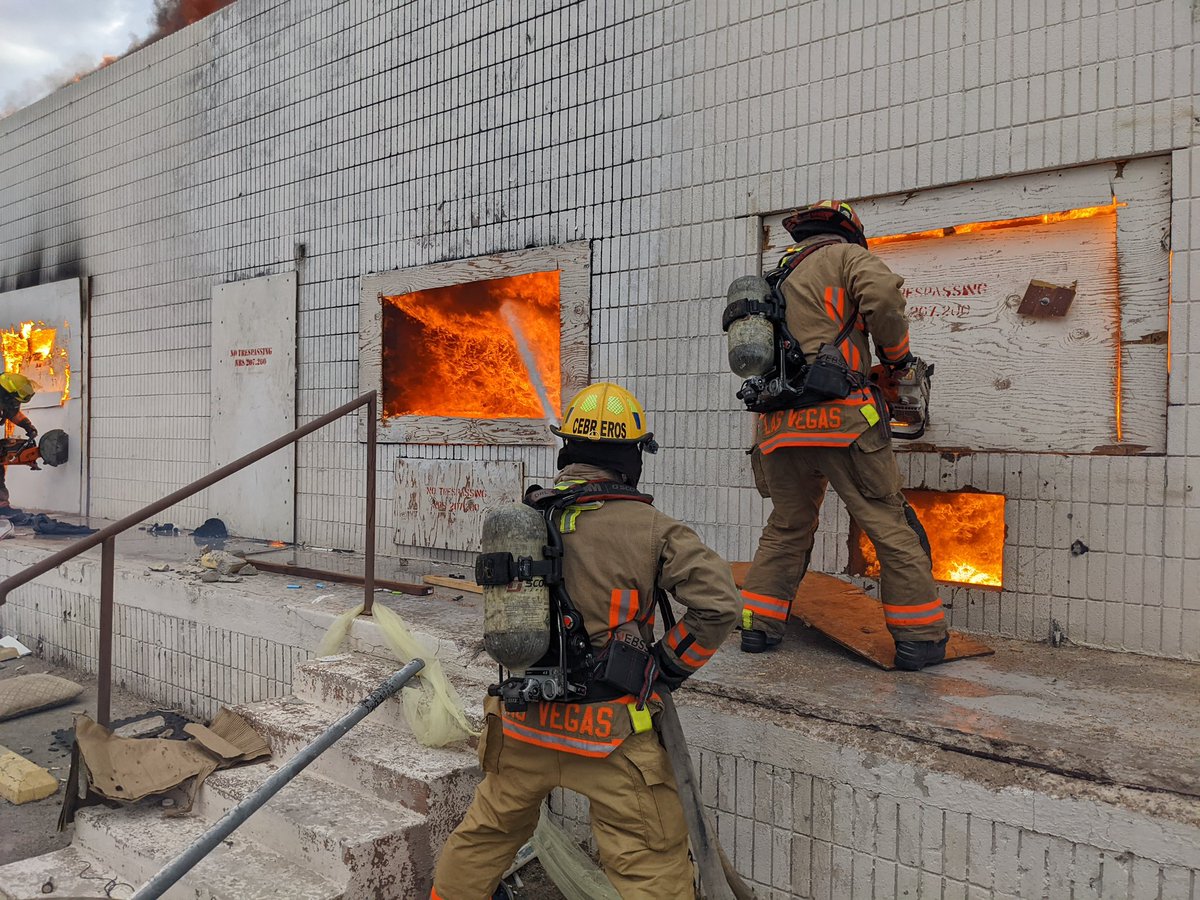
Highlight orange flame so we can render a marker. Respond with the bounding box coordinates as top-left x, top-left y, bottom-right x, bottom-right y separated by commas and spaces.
382, 271, 561, 419
867, 200, 1126, 249
1, 321, 71, 405
855, 490, 1005, 588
